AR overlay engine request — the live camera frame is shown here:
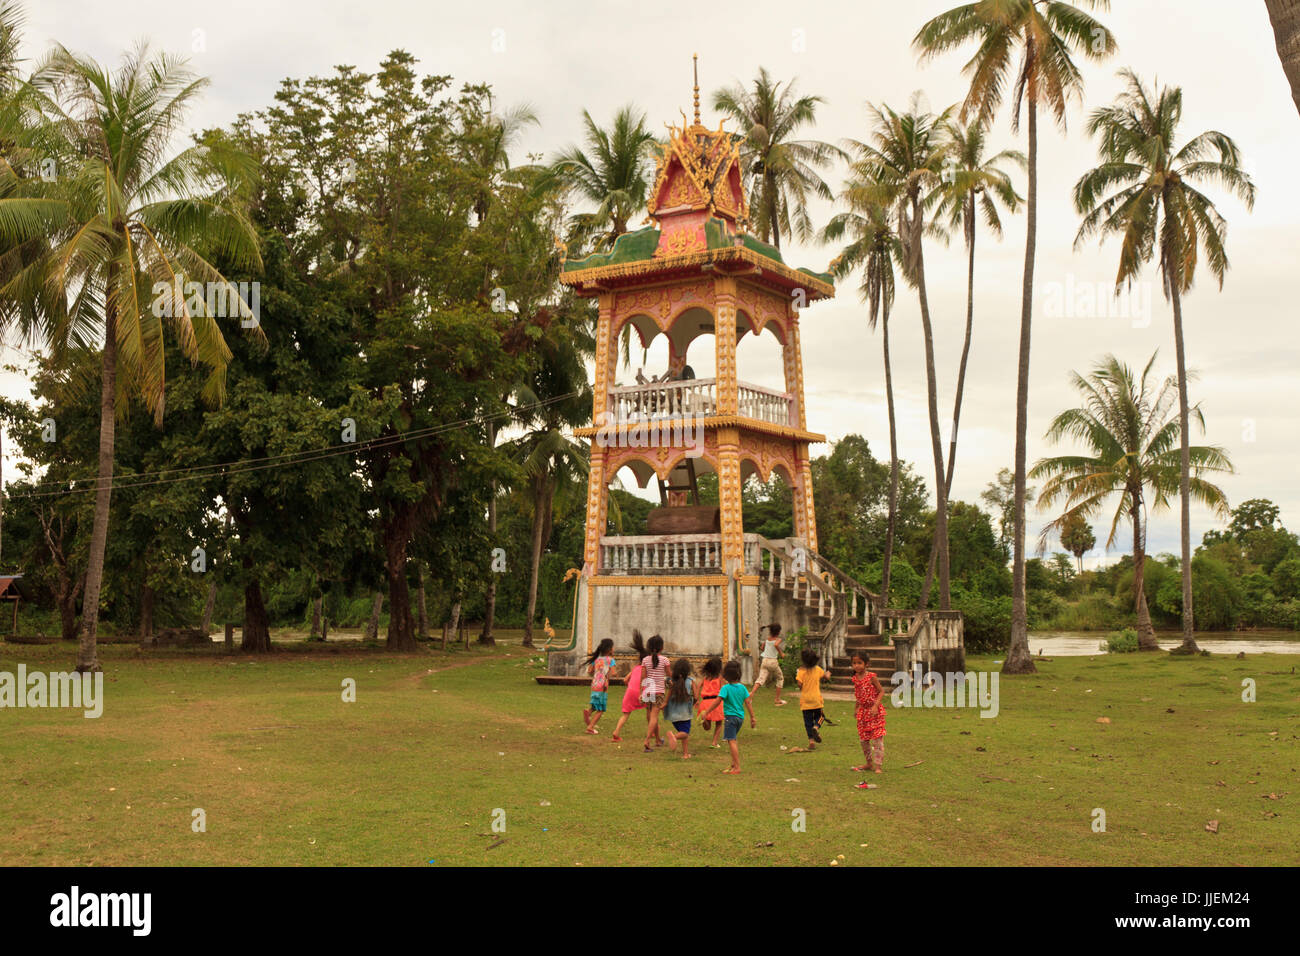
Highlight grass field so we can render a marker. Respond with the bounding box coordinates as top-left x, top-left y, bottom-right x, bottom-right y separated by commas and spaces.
1, 635, 1296, 866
